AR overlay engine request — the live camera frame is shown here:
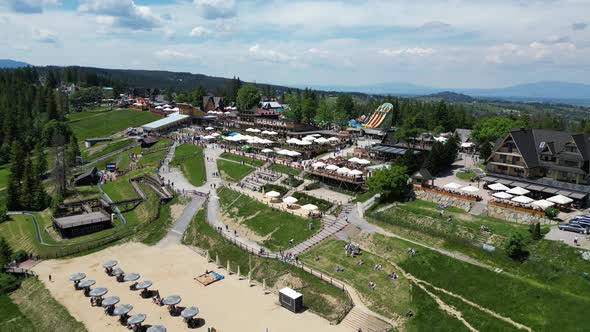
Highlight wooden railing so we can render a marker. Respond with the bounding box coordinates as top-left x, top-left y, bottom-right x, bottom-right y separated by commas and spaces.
489, 200, 545, 216
415, 185, 480, 202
